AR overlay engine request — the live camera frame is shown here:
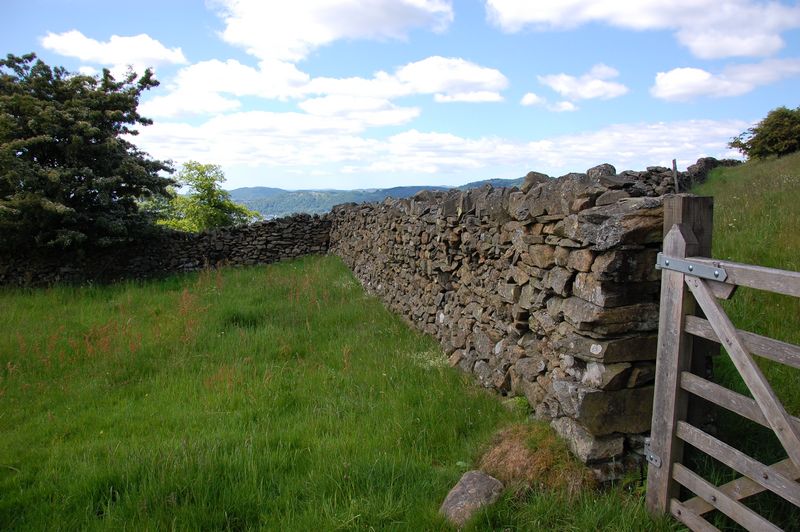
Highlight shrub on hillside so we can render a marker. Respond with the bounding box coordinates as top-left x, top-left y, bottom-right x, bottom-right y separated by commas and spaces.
144, 161, 260, 232
729, 106, 800, 160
